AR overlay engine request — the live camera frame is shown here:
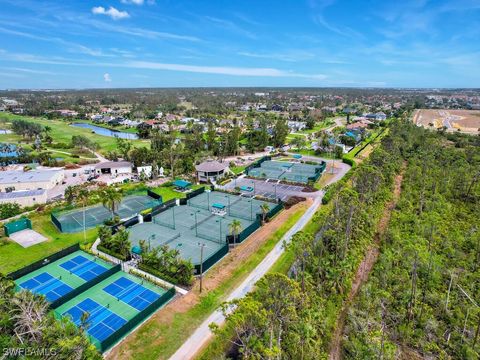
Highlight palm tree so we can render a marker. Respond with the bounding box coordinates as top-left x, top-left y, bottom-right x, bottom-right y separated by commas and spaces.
100, 187, 123, 219
228, 219, 243, 247
64, 185, 78, 204
260, 203, 270, 224
10, 291, 49, 344
43, 125, 52, 144
112, 228, 131, 258
77, 188, 89, 244
79, 311, 91, 331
